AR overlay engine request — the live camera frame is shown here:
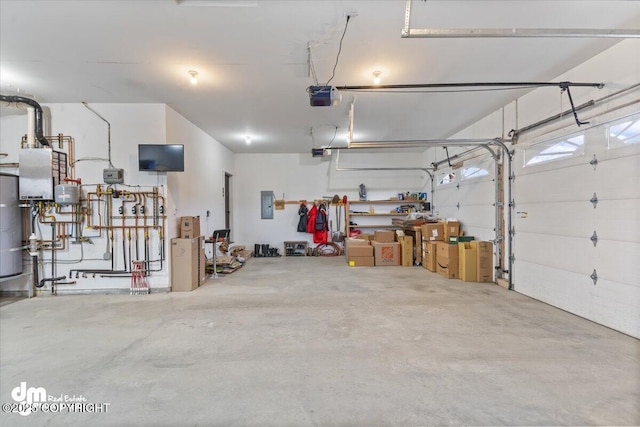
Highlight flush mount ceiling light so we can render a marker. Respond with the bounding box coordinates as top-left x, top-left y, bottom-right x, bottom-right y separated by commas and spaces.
245, 136, 252, 145
372, 71, 382, 85
188, 70, 198, 85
